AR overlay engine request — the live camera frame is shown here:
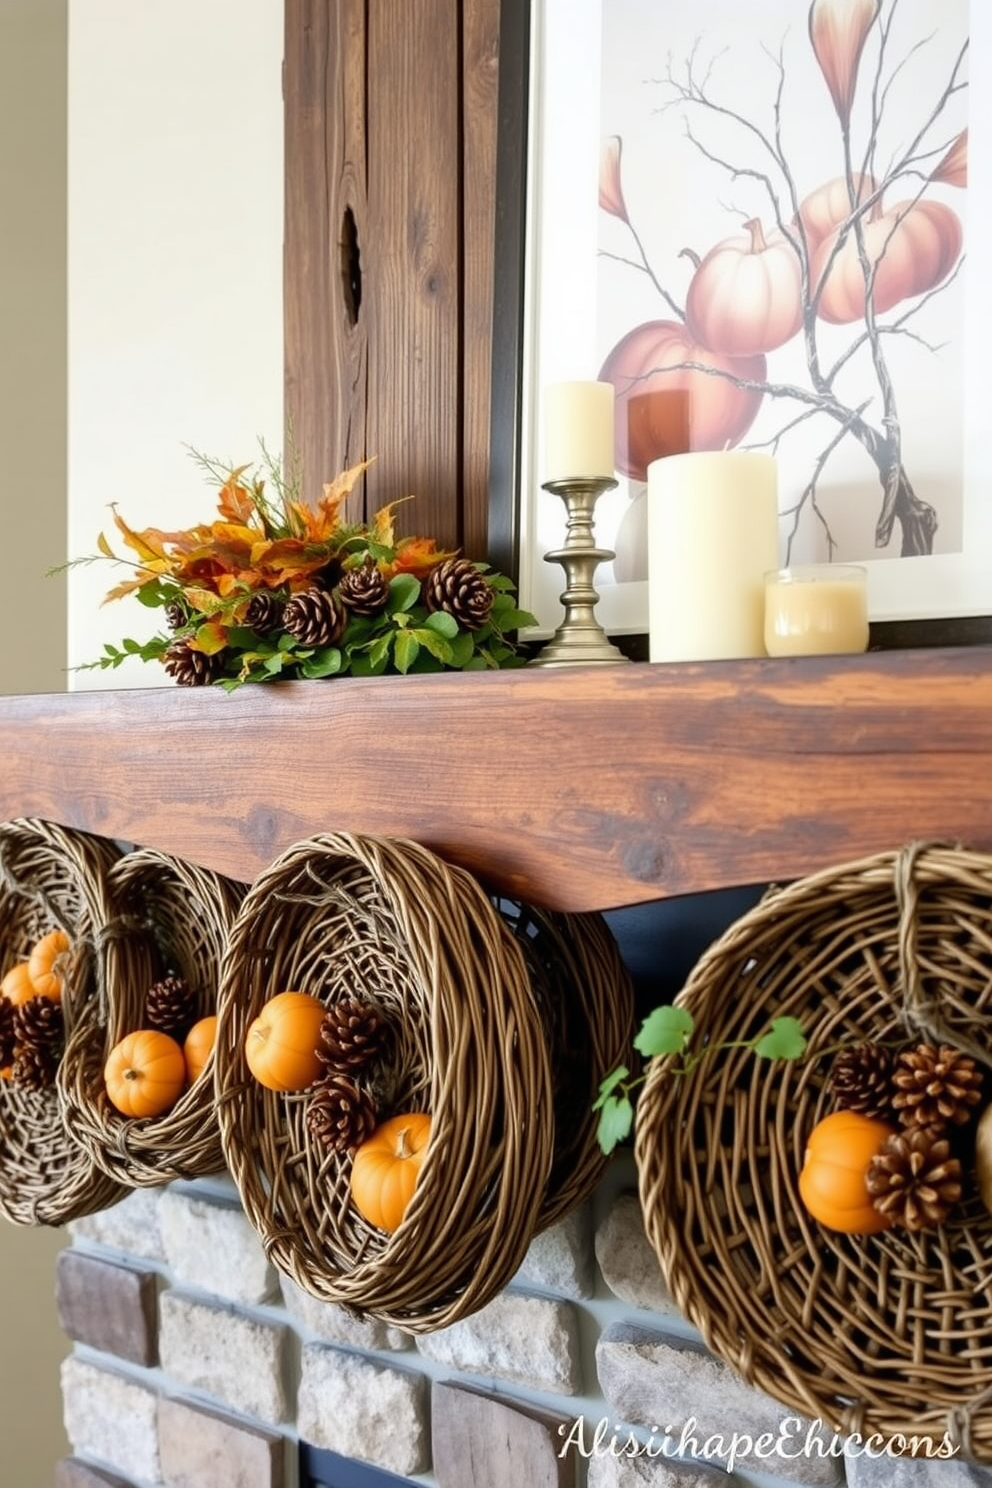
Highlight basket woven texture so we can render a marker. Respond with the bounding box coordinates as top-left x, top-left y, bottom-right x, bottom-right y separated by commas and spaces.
60, 847, 246, 1187
0, 818, 128, 1226
215, 831, 631, 1330
636, 843, 992, 1460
